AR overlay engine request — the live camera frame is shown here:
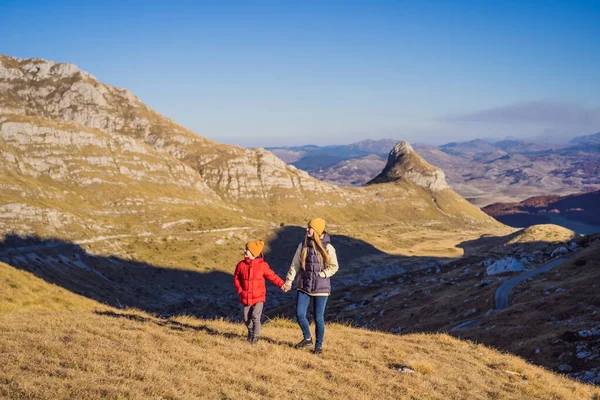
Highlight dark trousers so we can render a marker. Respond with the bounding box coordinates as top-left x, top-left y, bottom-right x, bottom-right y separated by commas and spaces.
242, 302, 264, 339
